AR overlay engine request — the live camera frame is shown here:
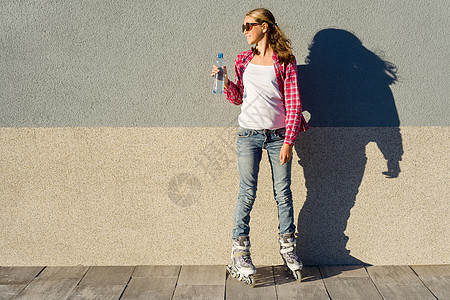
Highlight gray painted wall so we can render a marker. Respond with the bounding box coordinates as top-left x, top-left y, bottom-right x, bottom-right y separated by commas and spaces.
1, 0, 449, 127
